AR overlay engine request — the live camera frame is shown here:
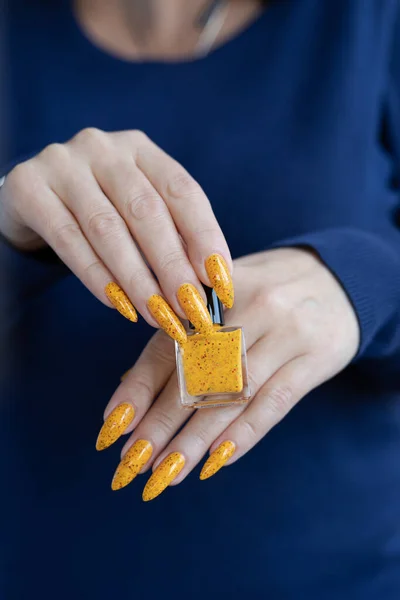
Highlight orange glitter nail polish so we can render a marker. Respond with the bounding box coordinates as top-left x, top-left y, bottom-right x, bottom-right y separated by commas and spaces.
96, 403, 135, 451
112, 440, 153, 491
175, 287, 251, 408
205, 254, 234, 309
147, 294, 187, 345
142, 452, 185, 502
177, 283, 213, 333
200, 441, 236, 480
105, 282, 138, 322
